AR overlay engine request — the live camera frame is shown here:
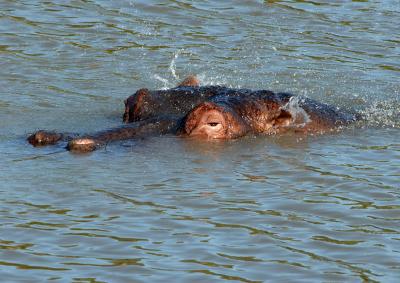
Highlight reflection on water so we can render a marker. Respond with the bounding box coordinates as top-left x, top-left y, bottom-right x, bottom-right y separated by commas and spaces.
1, 0, 399, 282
